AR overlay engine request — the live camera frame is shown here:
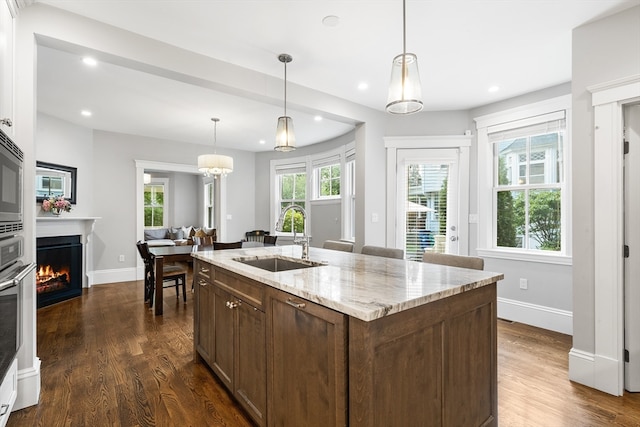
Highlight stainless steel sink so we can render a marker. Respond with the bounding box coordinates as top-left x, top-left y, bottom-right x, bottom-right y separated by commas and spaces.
233, 256, 324, 272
